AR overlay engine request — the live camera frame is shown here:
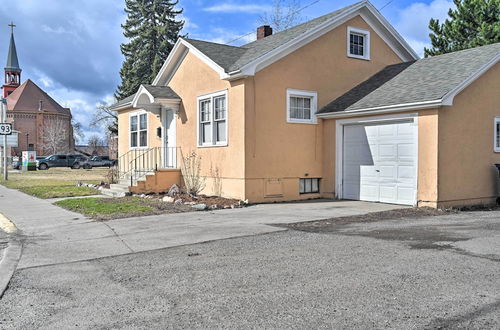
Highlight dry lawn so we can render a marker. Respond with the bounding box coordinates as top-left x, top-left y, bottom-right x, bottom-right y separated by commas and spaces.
1, 168, 109, 198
